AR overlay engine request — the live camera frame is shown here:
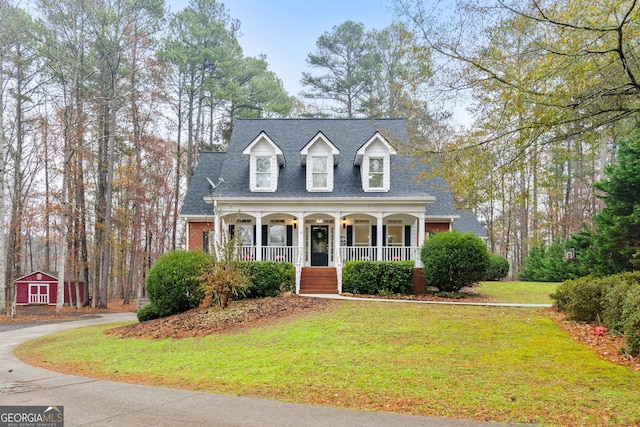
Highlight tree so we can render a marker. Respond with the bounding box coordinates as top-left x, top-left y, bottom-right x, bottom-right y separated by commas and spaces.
395, 0, 635, 270
216, 55, 292, 143
160, 0, 241, 182
591, 129, 640, 274
301, 20, 375, 117
0, 0, 9, 315
420, 231, 490, 293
